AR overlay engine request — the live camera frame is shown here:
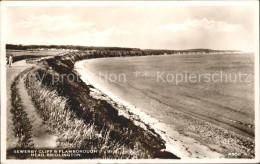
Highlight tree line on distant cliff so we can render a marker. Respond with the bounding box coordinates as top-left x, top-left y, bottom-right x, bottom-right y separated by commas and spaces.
6, 44, 240, 54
